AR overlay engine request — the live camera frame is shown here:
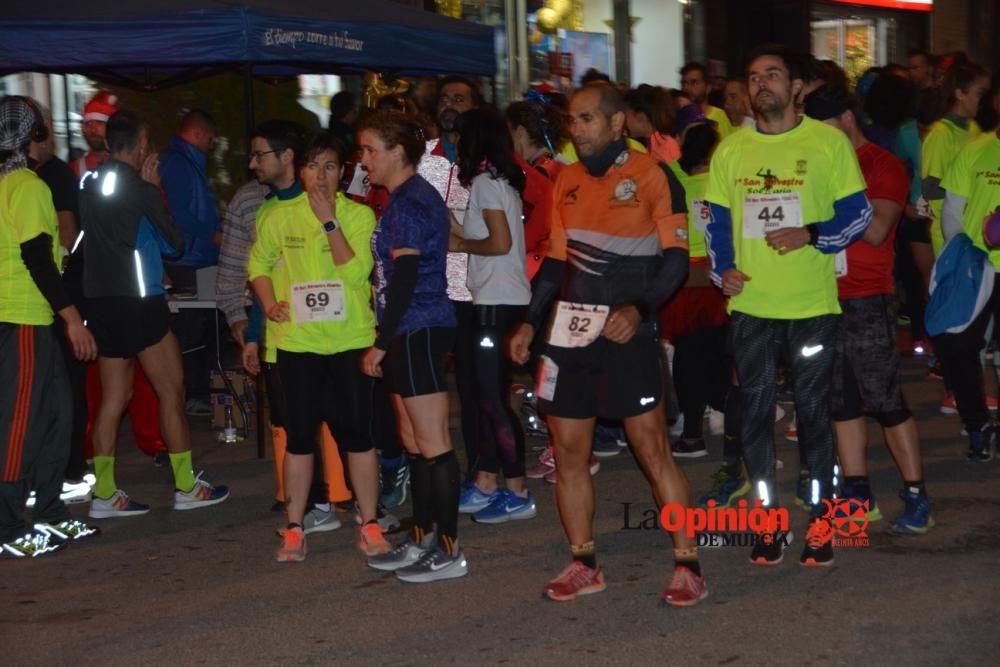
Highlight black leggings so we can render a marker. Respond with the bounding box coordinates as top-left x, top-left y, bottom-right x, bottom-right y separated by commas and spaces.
451, 301, 479, 478
934, 279, 1000, 433
373, 376, 402, 460
673, 325, 729, 439
266, 357, 352, 507
471, 305, 526, 479
729, 313, 838, 516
